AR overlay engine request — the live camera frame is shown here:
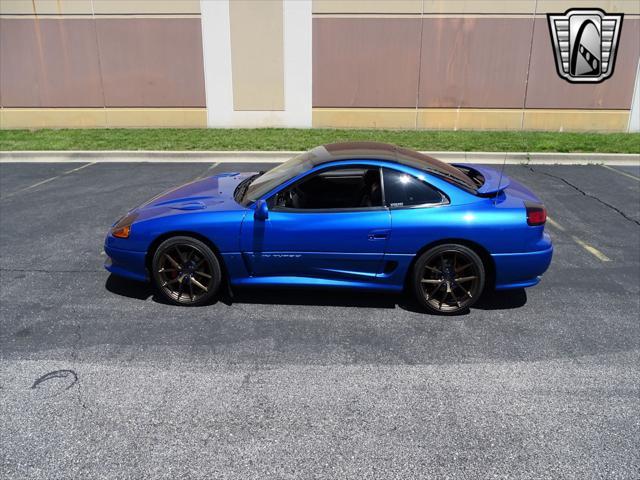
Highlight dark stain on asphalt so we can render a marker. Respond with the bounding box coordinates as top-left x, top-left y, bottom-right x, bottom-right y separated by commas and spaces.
15, 327, 32, 338
31, 369, 78, 391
